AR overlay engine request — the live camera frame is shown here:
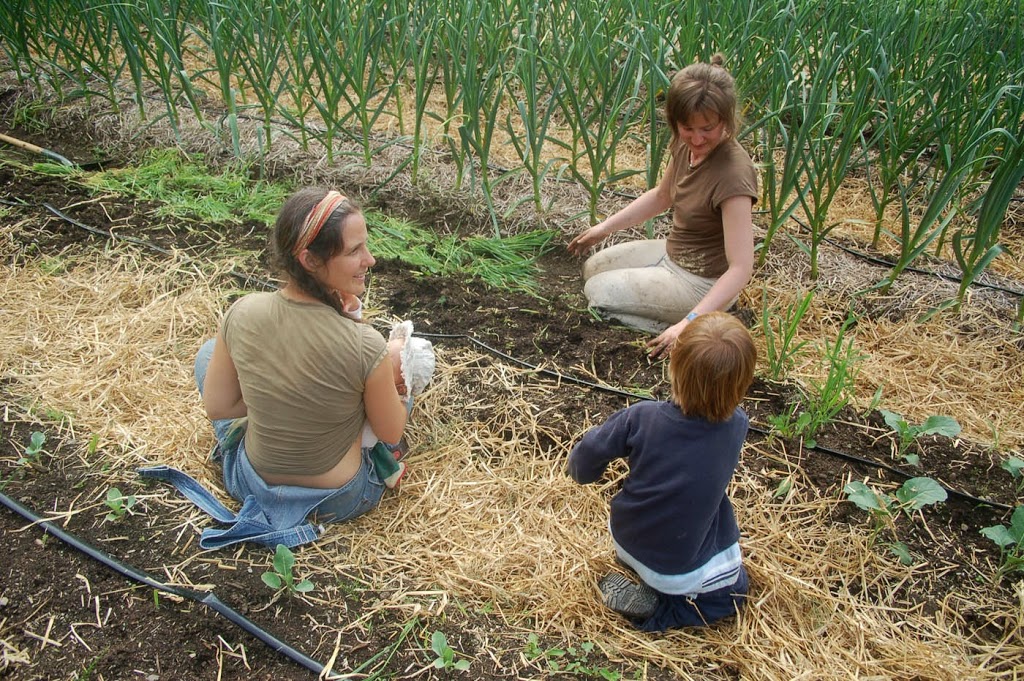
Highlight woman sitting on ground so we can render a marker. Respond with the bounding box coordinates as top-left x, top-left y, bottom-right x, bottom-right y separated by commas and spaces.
567, 54, 758, 358
195, 187, 410, 533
